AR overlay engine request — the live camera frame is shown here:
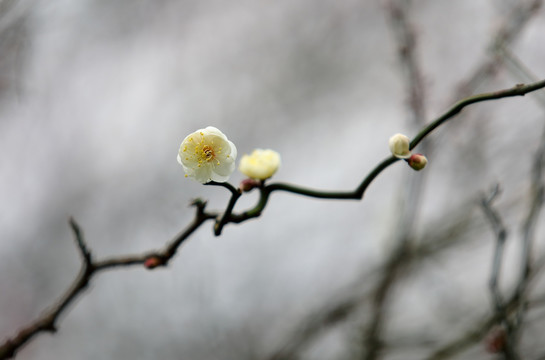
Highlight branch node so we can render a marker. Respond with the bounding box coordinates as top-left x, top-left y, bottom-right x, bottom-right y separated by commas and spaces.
190, 198, 207, 214
44, 324, 57, 333
144, 255, 167, 269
